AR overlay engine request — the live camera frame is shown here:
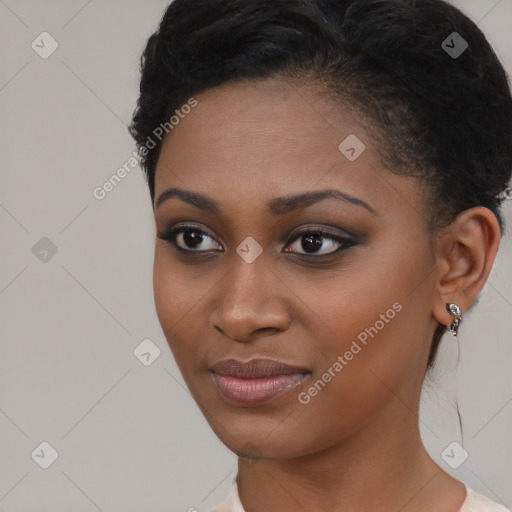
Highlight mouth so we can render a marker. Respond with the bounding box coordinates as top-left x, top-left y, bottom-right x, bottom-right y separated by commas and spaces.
209, 358, 311, 406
